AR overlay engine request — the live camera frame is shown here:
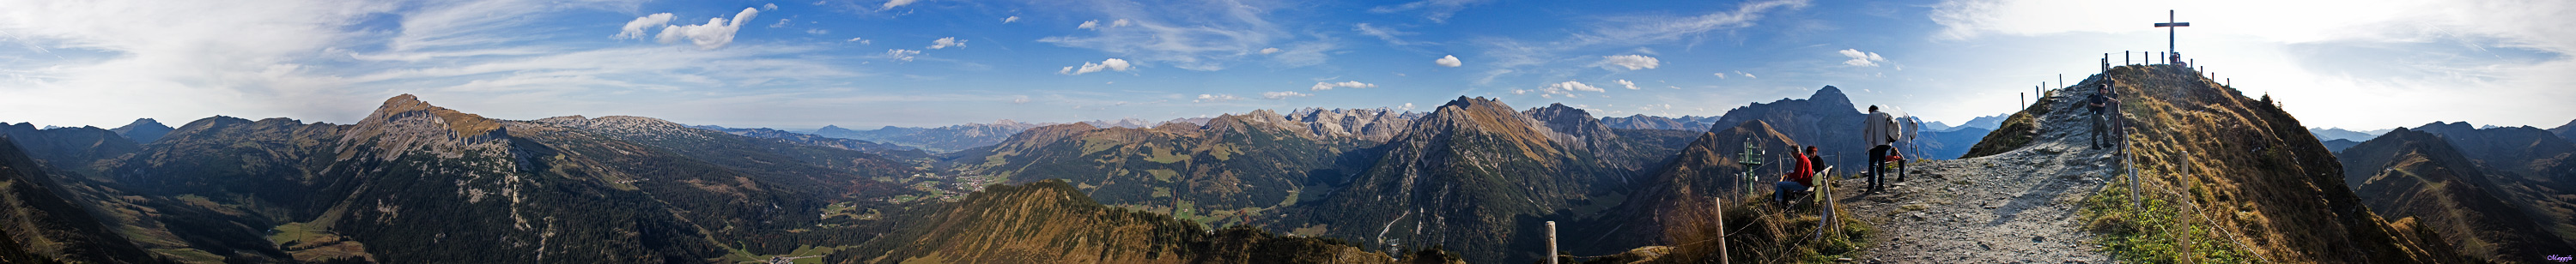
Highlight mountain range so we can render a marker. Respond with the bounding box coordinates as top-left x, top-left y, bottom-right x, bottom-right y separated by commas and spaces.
1599, 114, 1720, 130
2340, 127, 2576, 263
2312, 127, 2396, 142
811, 120, 1050, 153
0, 76, 2542, 263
